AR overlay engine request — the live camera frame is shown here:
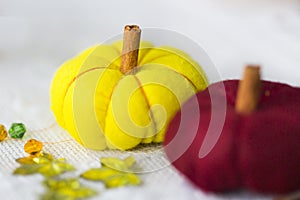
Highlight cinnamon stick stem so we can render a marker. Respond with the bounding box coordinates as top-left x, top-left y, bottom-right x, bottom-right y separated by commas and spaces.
120, 25, 141, 74
235, 65, 261, 115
